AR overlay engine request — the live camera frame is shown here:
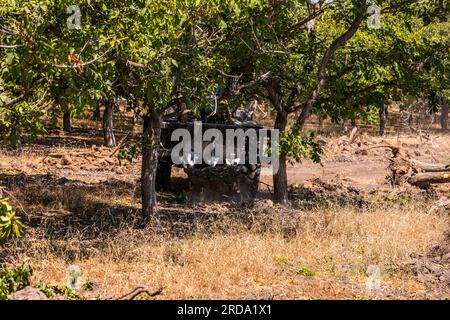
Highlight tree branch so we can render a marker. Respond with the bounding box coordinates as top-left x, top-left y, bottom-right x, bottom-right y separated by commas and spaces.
264, 80, 283, 114
294, 14, 365, 128
51, 46, 114, 69
290, 0, 415, 128
3, 94, 27, 108
0, 43, 25, 49
236, 71, 270, 91
325, 65, 354, 81
283, 7, 327, 38
414, 41, 450, 72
